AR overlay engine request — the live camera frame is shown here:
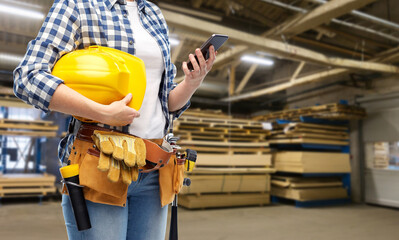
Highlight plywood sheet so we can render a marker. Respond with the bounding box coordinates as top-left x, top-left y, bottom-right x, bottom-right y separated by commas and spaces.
178, 193, 270, 209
